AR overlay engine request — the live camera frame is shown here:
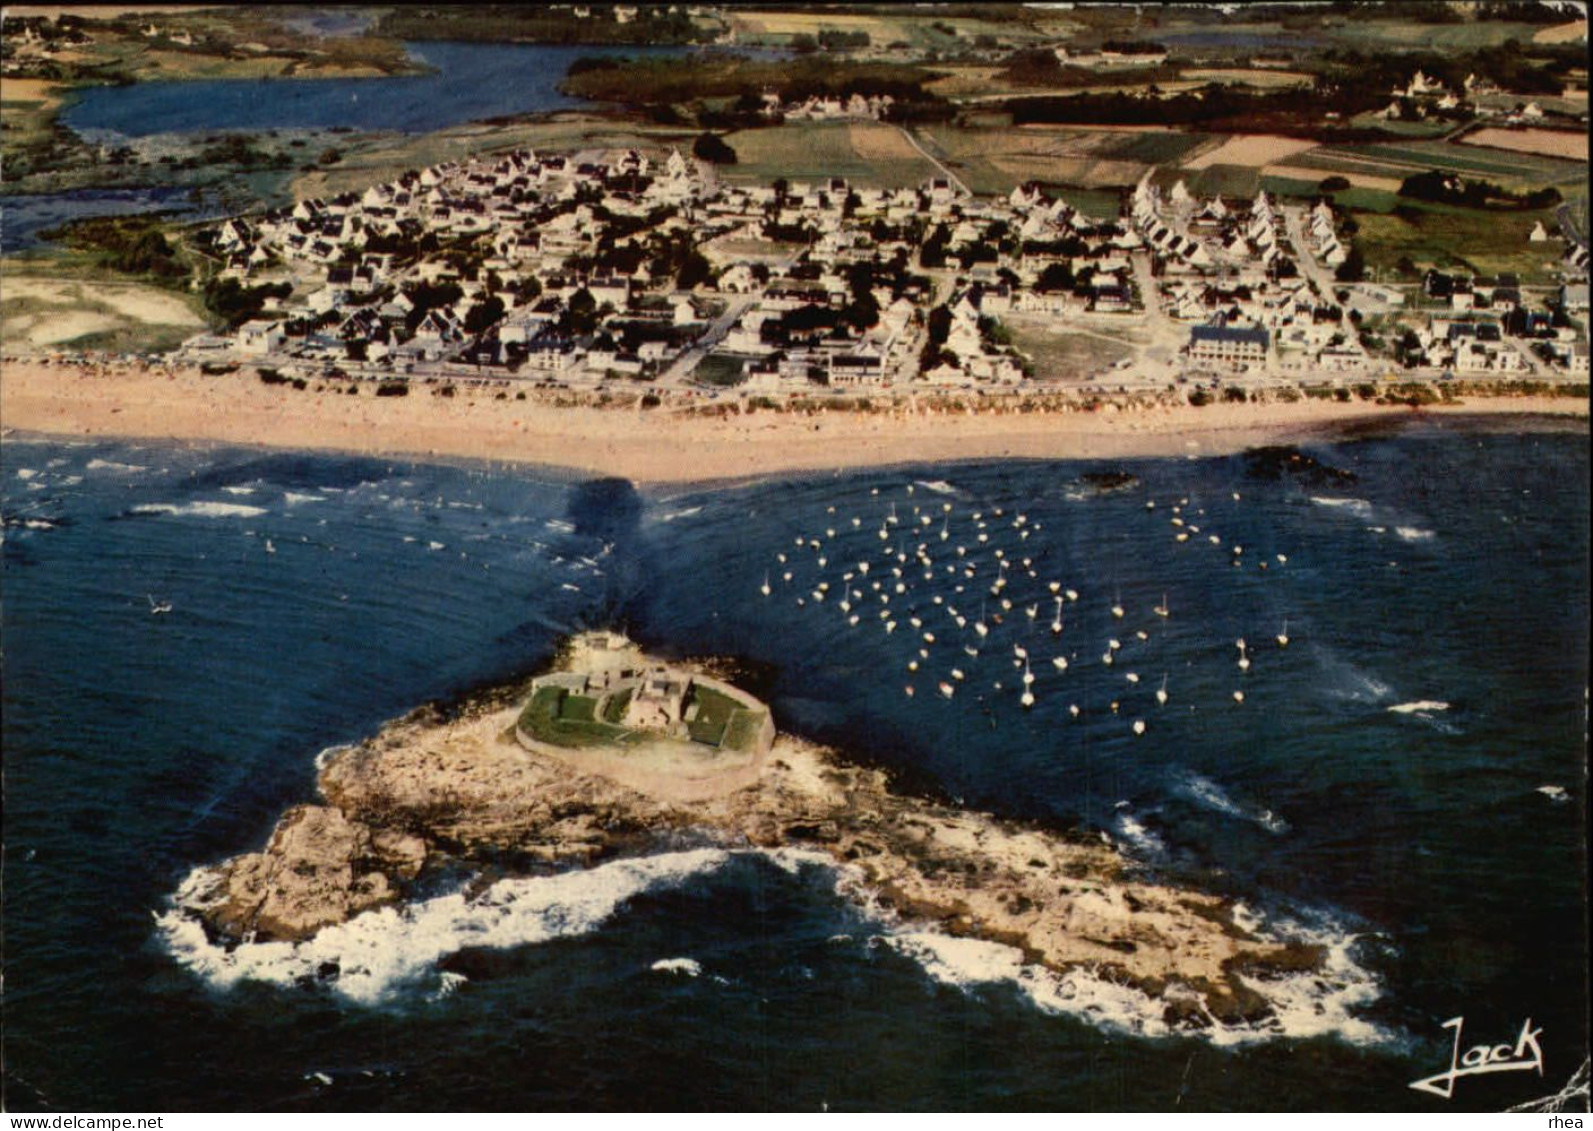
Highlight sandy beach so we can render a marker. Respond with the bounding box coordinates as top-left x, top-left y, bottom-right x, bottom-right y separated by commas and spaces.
2, 359, 1585, 483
